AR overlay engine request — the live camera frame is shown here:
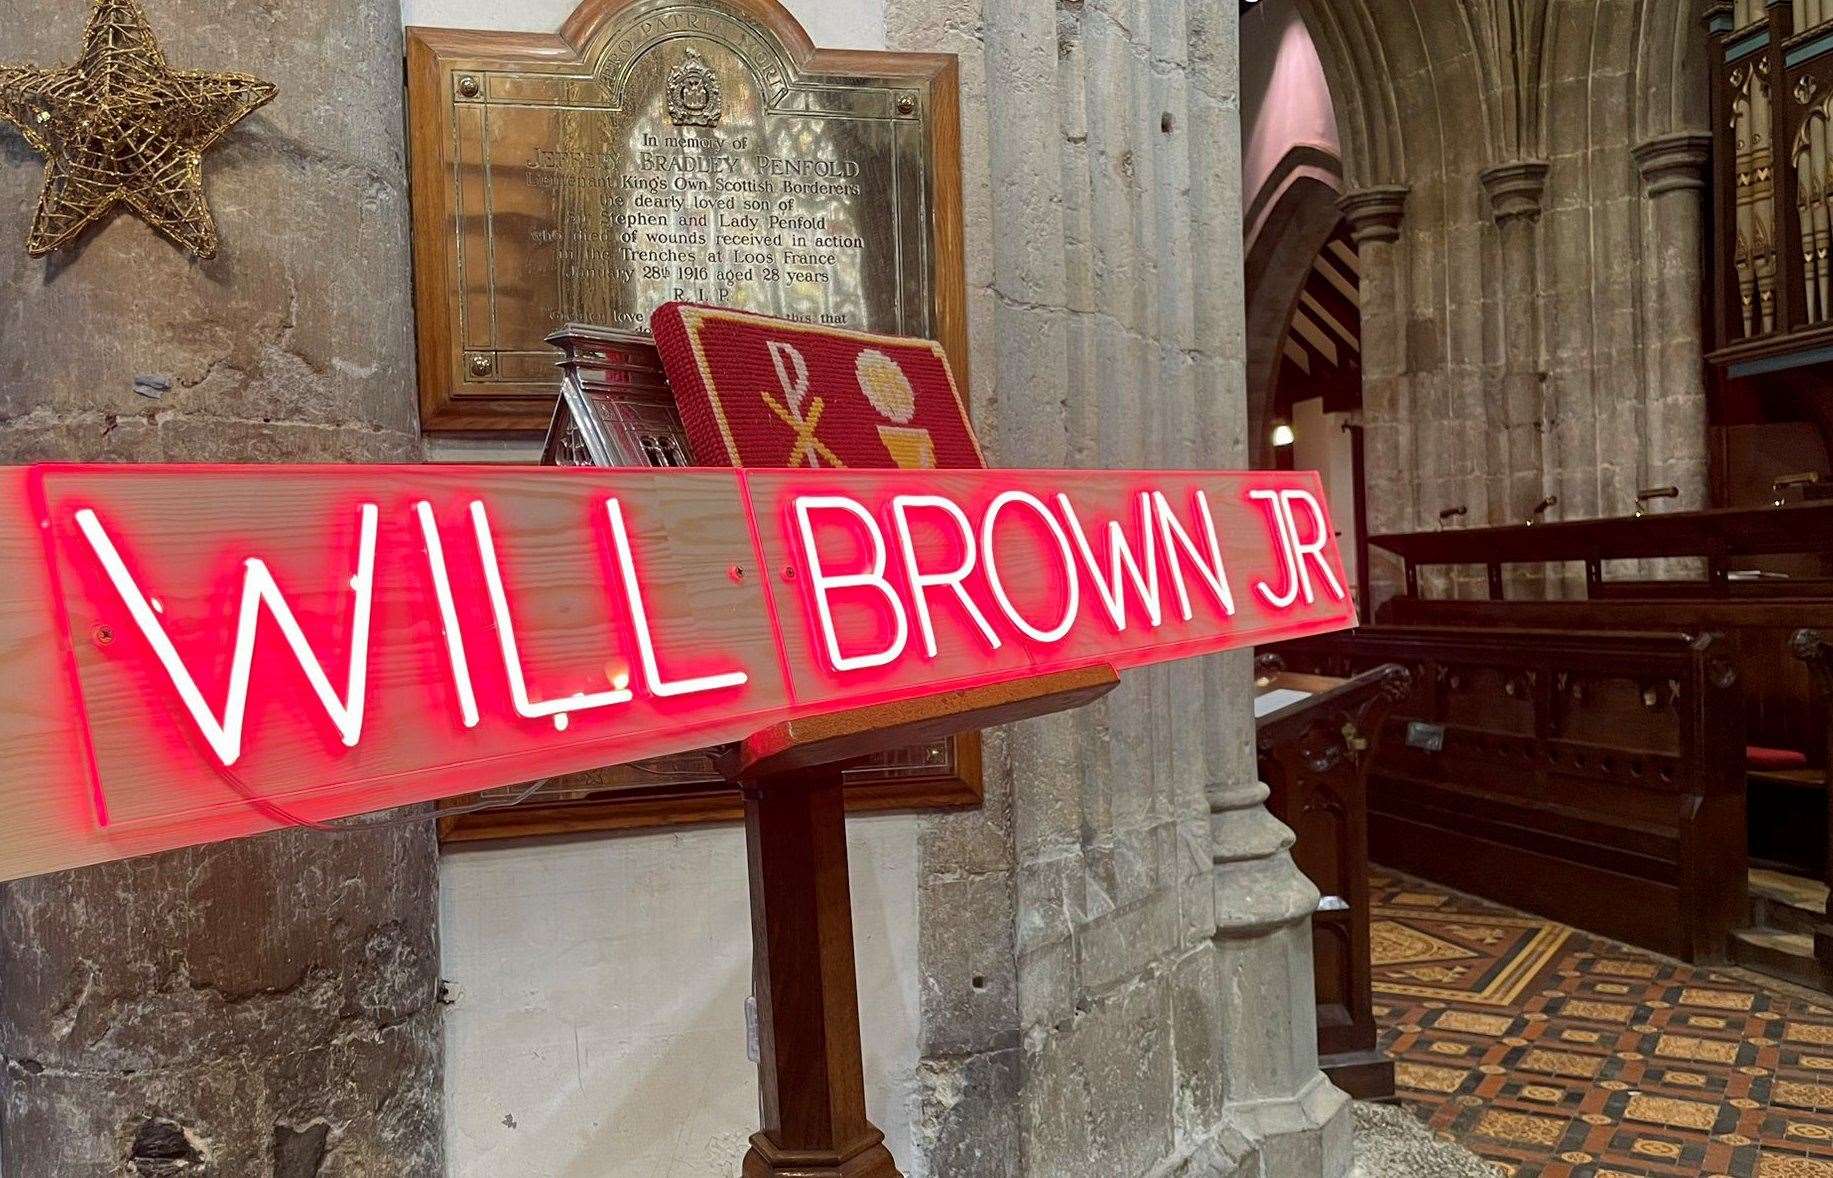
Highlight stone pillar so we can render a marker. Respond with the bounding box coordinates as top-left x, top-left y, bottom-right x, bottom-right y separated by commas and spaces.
1209, 724, 1352, 1178
1338, 185, 1409, 604
1478, 160, 1551, 530
887, 0, 1354, 1170
0, 1, 439, 1174
1634, 133, 1714, 510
